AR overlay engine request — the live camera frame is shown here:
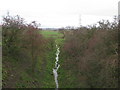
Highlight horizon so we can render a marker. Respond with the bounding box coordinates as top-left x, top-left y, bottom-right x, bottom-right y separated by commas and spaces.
0, 0, 119, 28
